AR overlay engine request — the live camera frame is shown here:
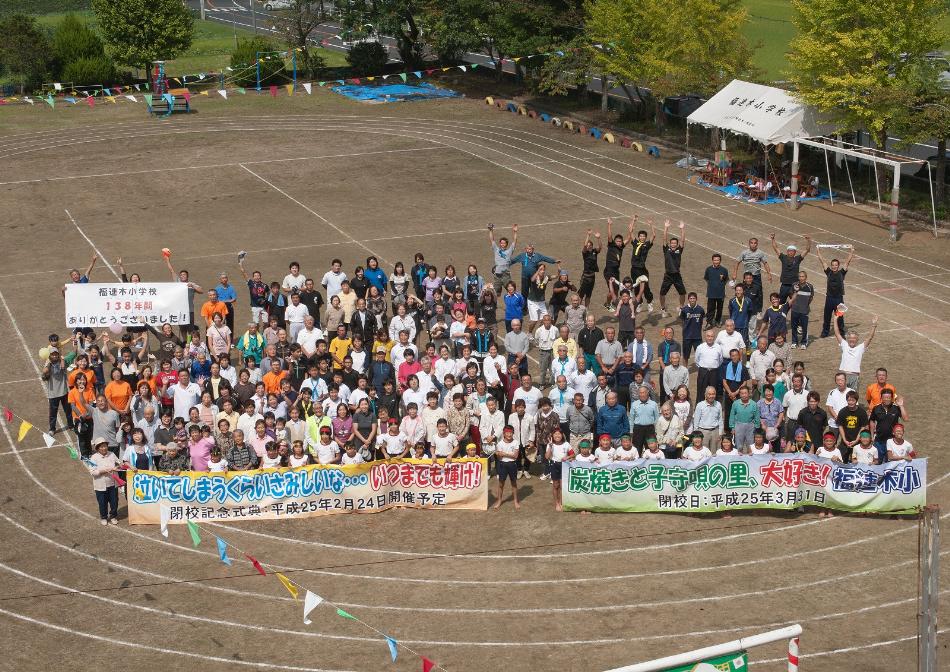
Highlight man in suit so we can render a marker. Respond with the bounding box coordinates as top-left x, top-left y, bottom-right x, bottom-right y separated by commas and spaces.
627, 326, 654, 384
349, 298, 376, 346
